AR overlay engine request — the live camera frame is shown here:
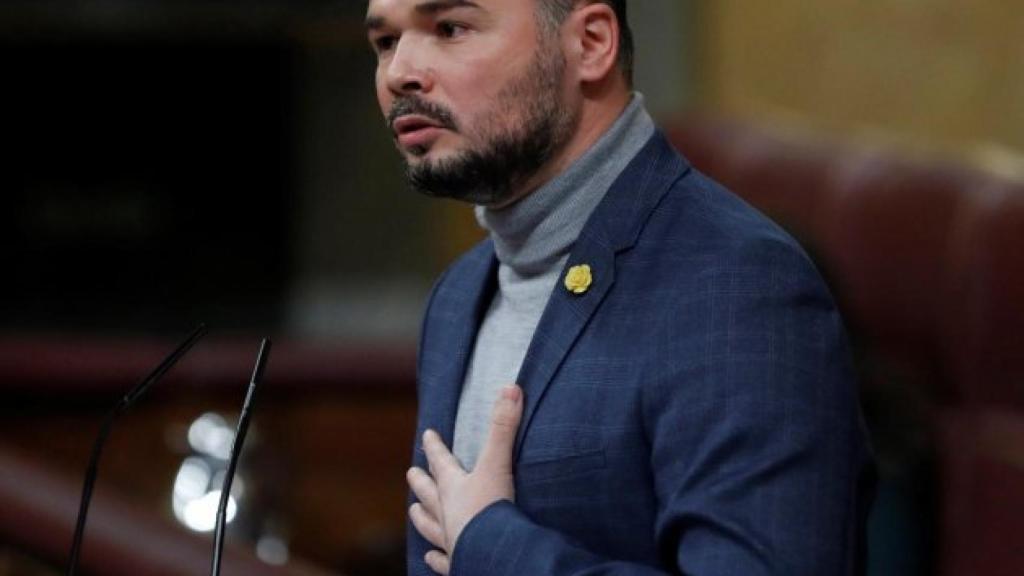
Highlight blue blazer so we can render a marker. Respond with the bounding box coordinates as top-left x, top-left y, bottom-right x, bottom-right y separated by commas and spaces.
409, 132, 874, 575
